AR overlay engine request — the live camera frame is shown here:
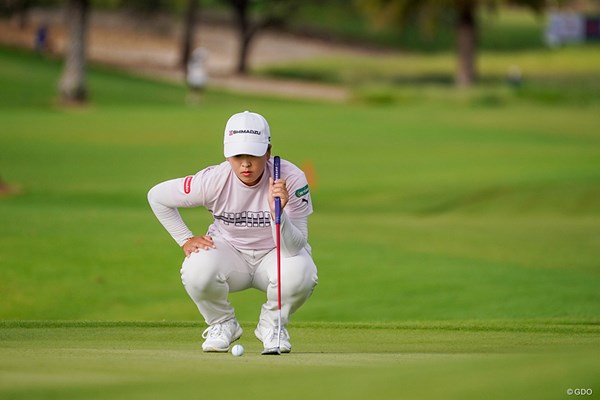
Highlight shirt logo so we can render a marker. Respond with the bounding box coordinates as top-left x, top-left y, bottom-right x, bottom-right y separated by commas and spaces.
183, 176, 193, 194
214, 211, 271, 227
295, 184, 309, 198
